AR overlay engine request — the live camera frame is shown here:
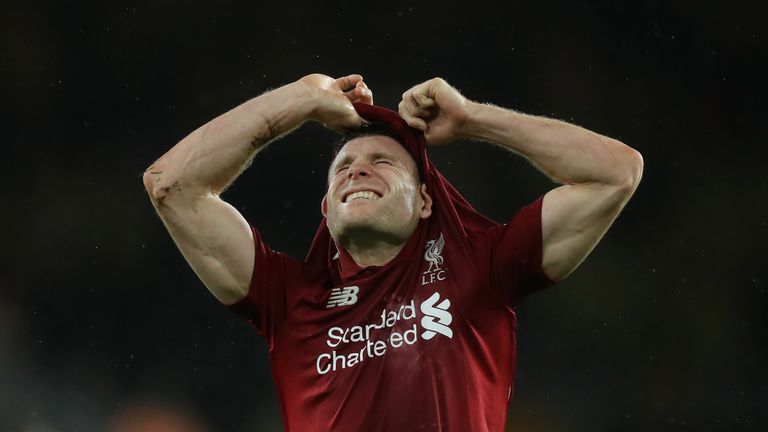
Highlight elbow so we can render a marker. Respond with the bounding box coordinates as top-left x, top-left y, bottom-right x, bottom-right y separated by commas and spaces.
142, 169, 208, 206
142, 169, 178, 204
142, 169, 163, 201
628, 148, 644, 186
617, 146, 644, 192
627, 147, 644, 189
142, 170, 155, 196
